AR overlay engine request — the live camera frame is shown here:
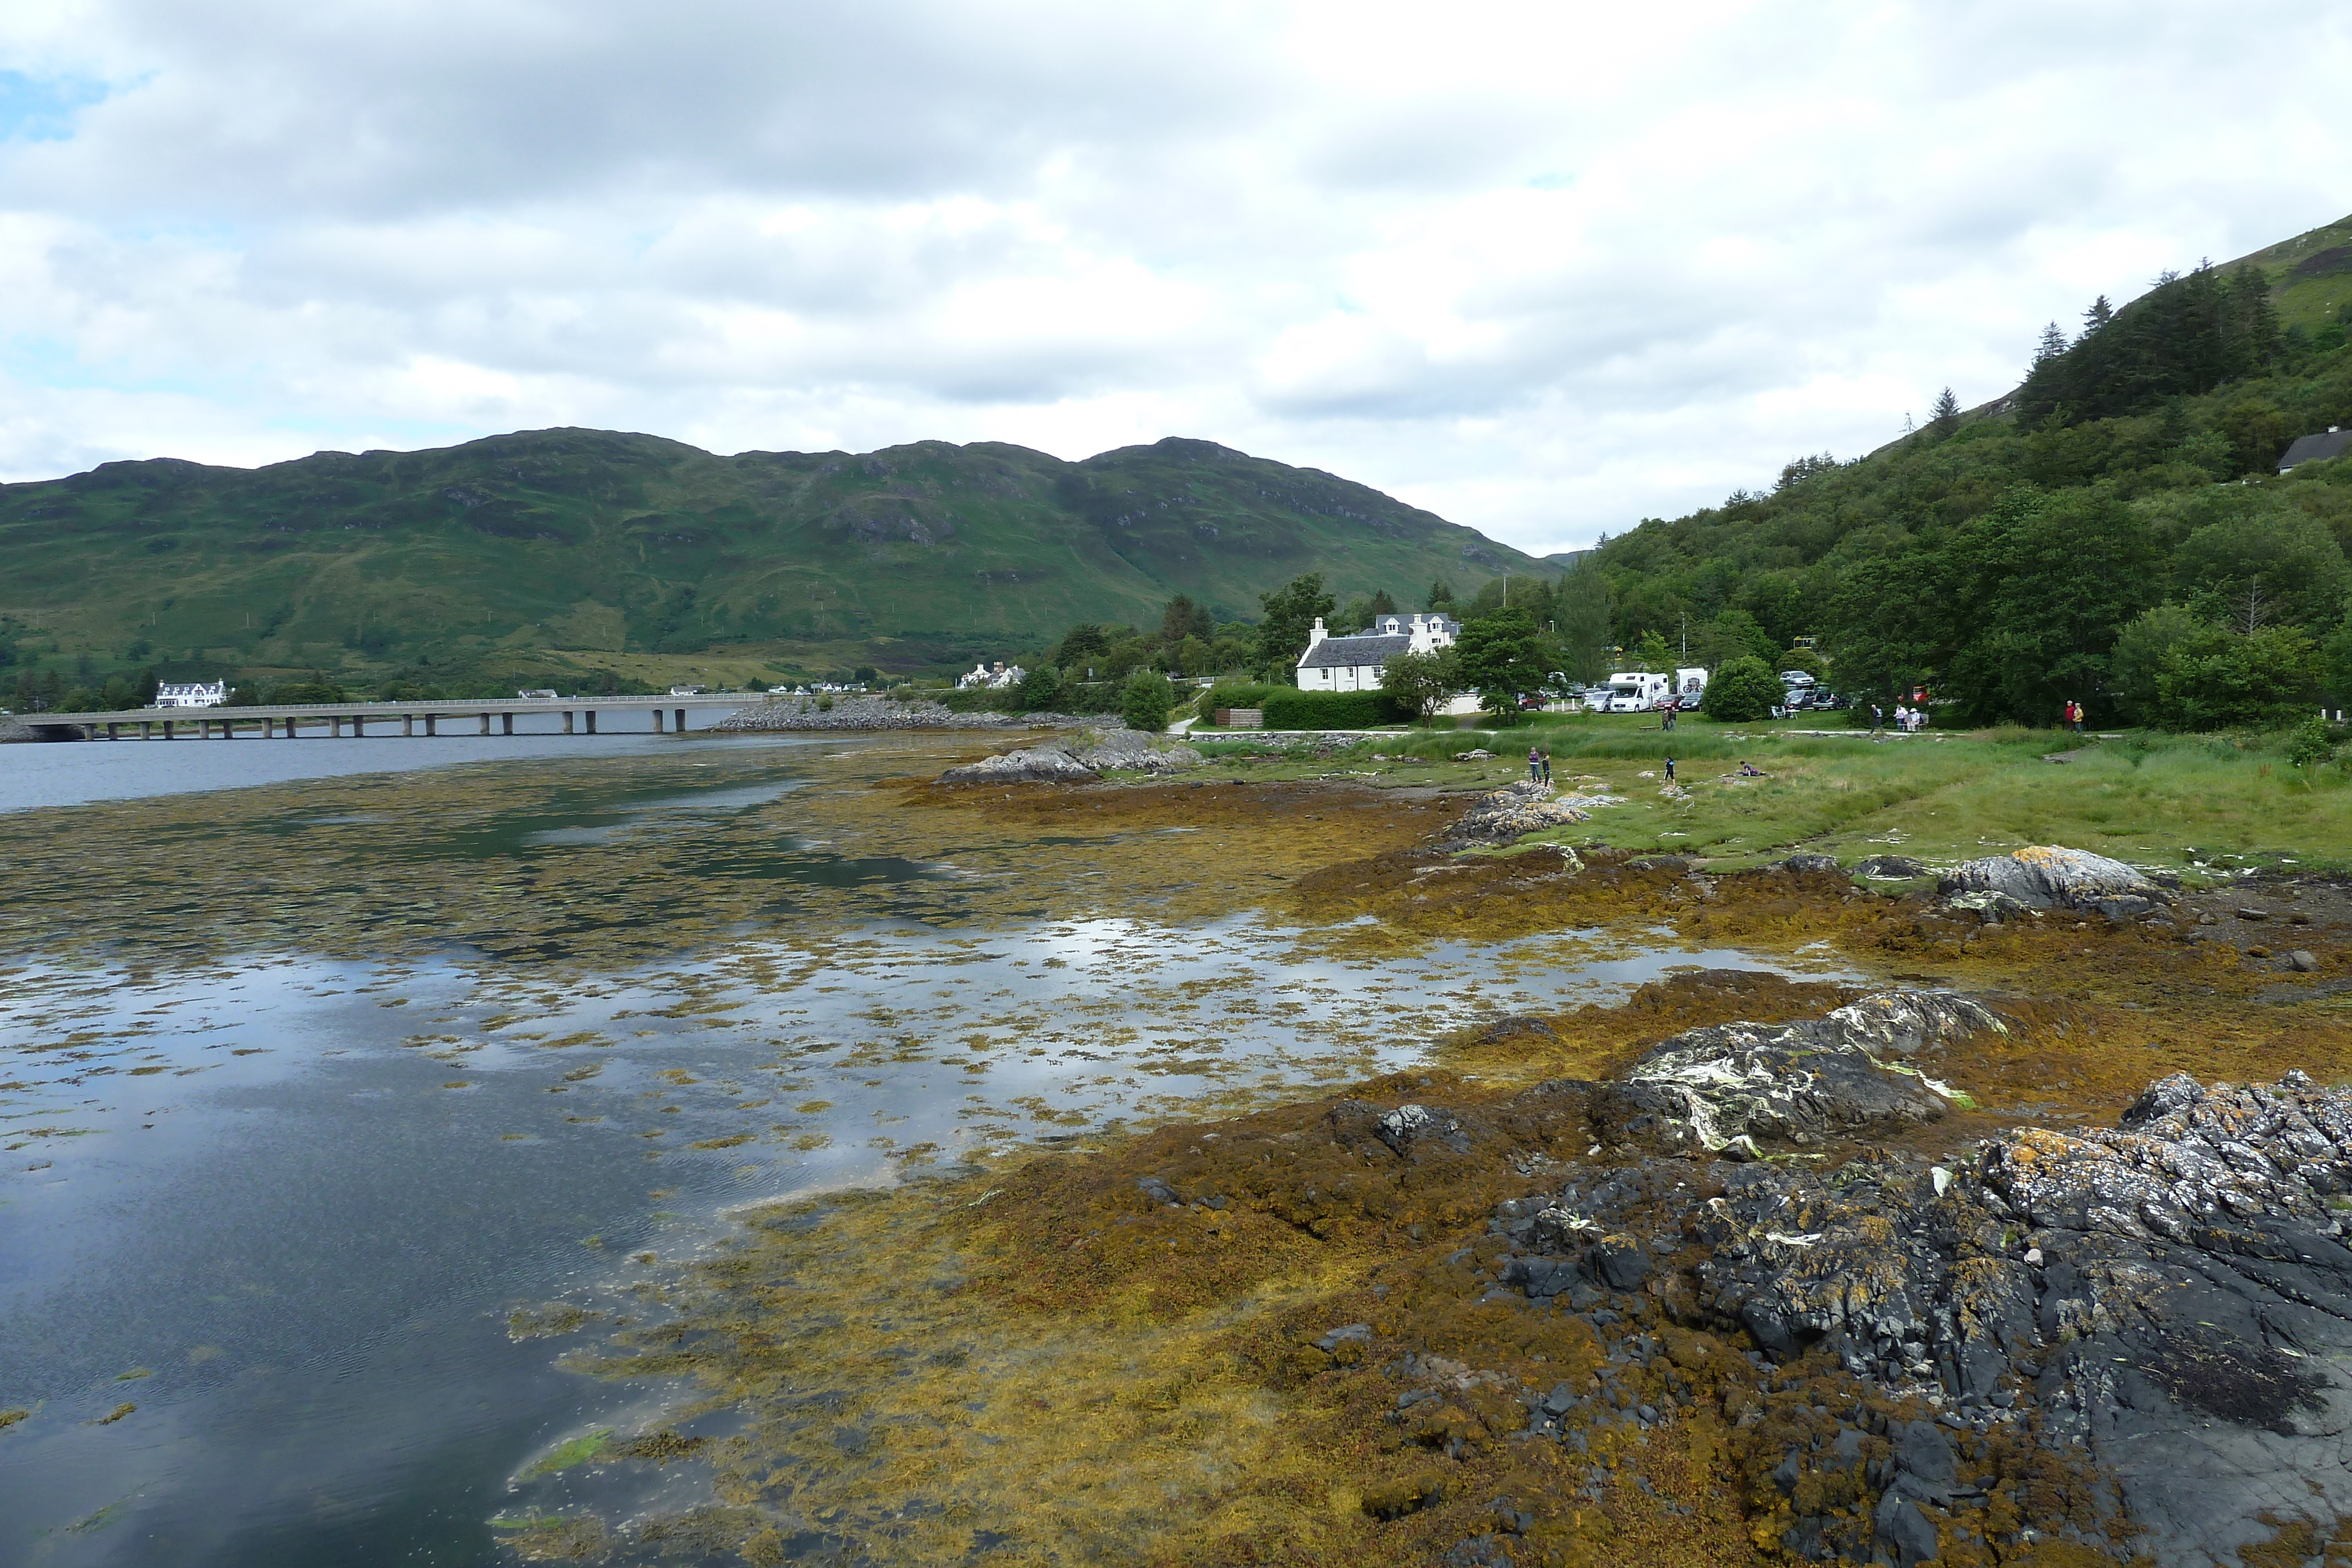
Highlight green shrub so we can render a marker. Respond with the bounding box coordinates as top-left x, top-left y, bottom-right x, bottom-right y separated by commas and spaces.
2288, 716, 2343, 768
1017, 664, 1064, 712
1122, 669, 1175, 732
1700, 657, 1780, 722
